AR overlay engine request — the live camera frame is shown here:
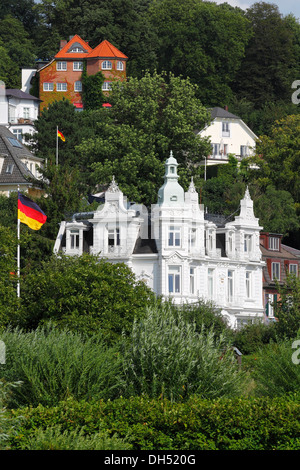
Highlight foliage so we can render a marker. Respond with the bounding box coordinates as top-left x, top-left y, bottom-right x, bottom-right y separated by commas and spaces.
232, 321, 277, 356
274, 275, 300, 340
0, 15, 36, 88
16, 254, 156, 341
0, 380, 23, 450
253, 185, 300, 236
78, 71, 210, 206
122, 304, 248, 401
233, 2, 296, 107
149, 0, 252, 106
251, 339, 300, 398
9, 394, 300, 450
255, 115, 300, 205
177, 300, 229, 339
20, 425, 132, 450
0, 325, 125, 408
81, 62, 105, 110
